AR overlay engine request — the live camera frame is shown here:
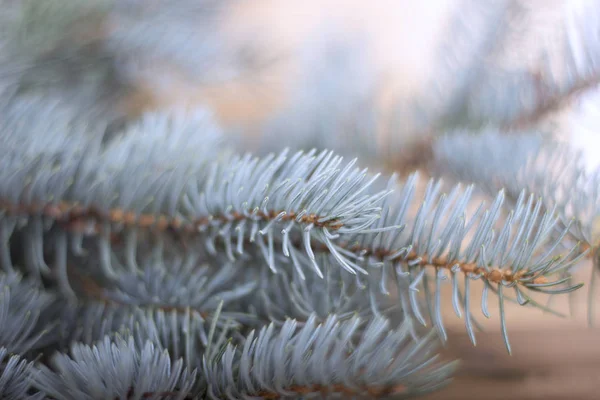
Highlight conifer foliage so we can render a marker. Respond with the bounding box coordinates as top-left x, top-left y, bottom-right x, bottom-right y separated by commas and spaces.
1, 0, 600, 399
